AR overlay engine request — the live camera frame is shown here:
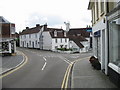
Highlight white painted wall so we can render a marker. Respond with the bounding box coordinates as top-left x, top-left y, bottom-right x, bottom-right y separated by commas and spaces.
42, 31, 52, 50
70, 41, 80, 52
81, 41, 89, 53
20, 32, 41, 49
92, 18, 108, 74
52, 38, 69, 51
